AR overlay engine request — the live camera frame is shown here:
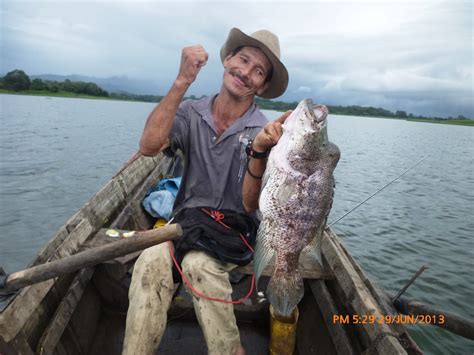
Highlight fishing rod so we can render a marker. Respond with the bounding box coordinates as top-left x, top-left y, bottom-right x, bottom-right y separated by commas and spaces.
328, 155, 429, 227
